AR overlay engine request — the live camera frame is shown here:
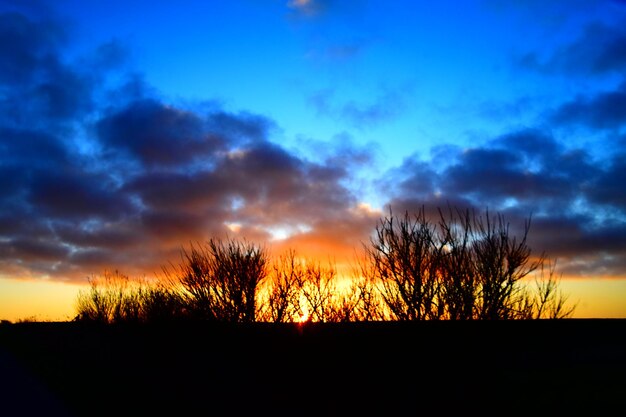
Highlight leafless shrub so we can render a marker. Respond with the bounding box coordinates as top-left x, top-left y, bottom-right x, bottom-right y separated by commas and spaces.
259, 249, 305, 323
140, 281, 187, 322
297, 259, 338, 322
73, 206, 575, 323
529, 260, 577, 319
260, 250, 372, 323
362, 206, 576, 320
471, 210, 542, 319
437, 207, 478, 320
164, 238, 268, 322
363, 208, 444, 320
74, 270, 145, 323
